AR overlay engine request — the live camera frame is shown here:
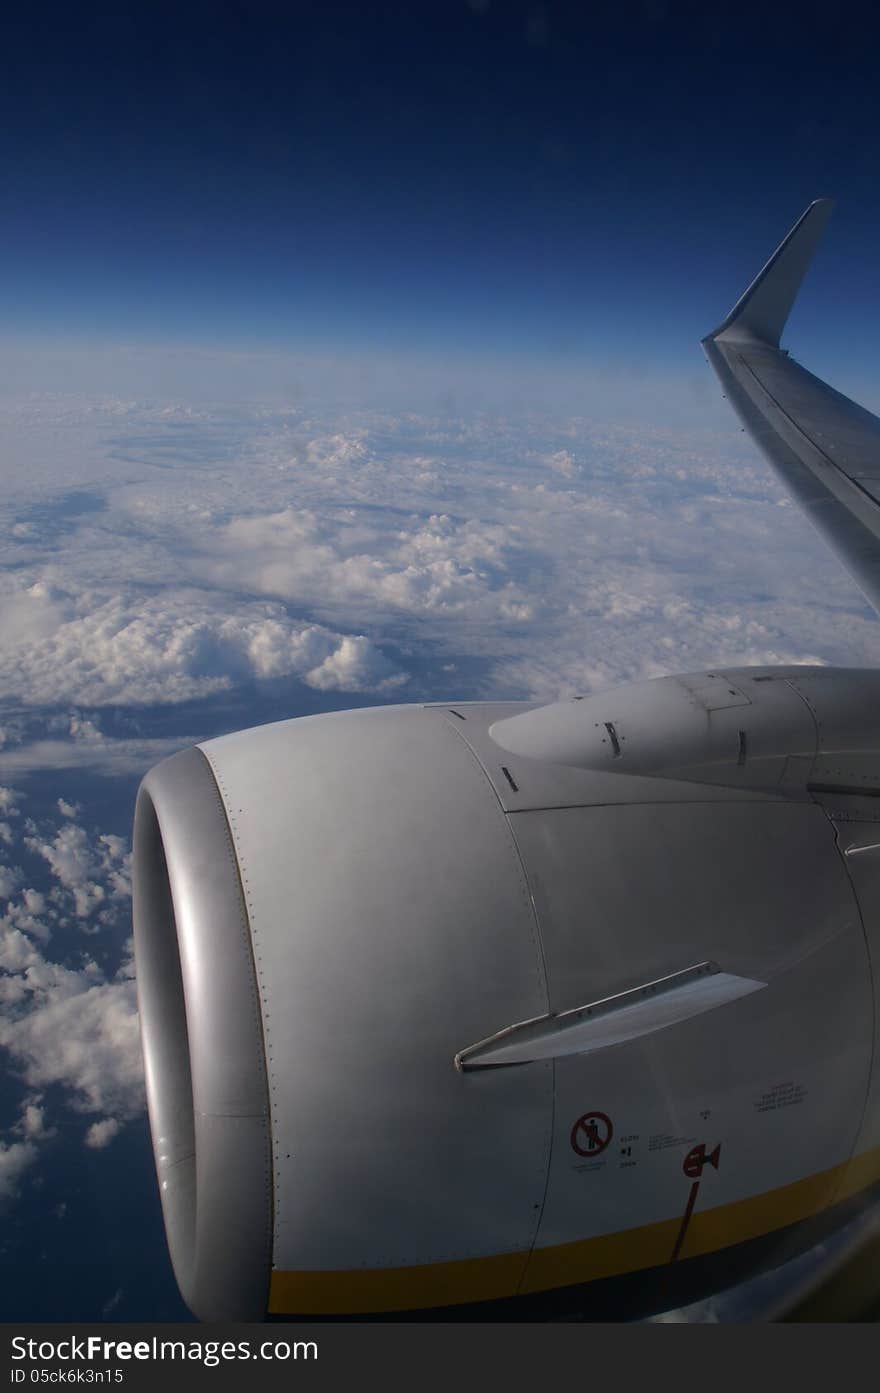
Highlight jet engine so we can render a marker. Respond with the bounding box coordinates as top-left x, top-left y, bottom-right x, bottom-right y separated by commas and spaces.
133, 666, 880, 1321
